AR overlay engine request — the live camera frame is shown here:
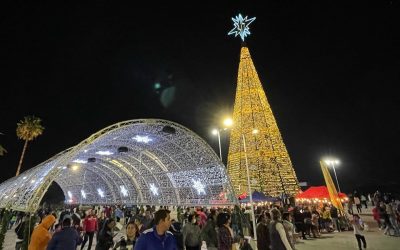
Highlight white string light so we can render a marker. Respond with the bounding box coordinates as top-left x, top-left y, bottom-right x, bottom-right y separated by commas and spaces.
132, 135, 152, 143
